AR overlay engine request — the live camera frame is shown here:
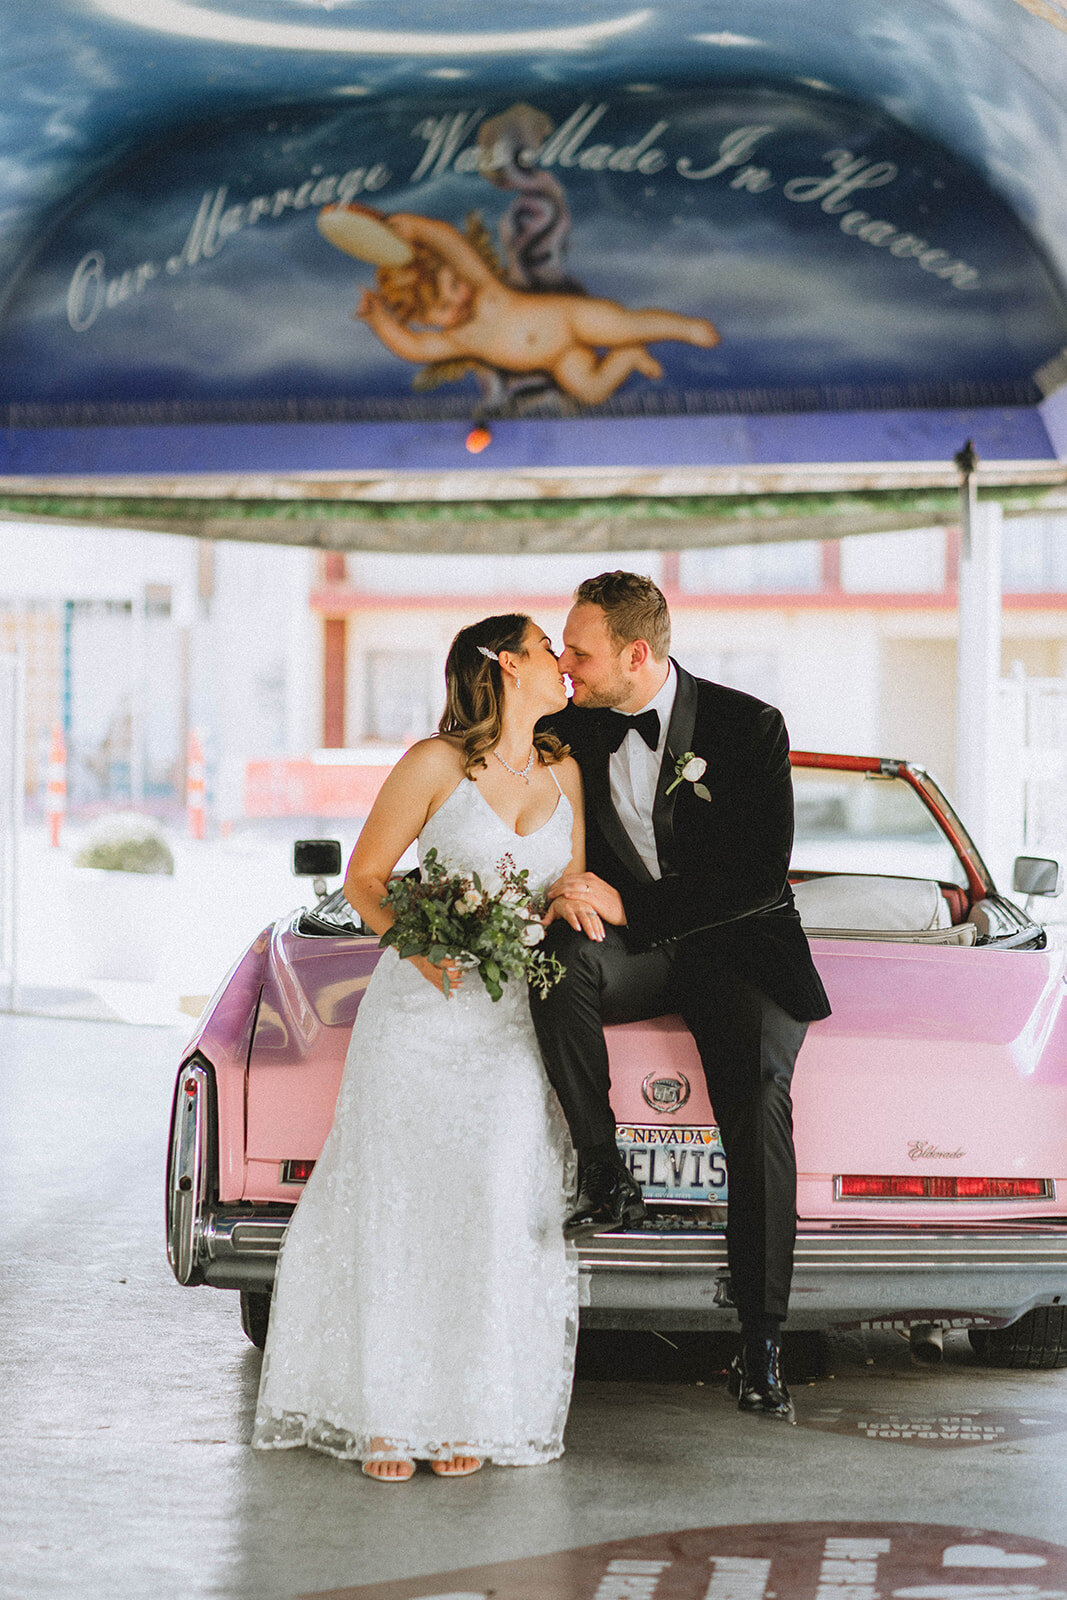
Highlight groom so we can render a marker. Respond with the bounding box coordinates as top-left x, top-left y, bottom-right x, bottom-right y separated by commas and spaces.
534, 570, 831, 1419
